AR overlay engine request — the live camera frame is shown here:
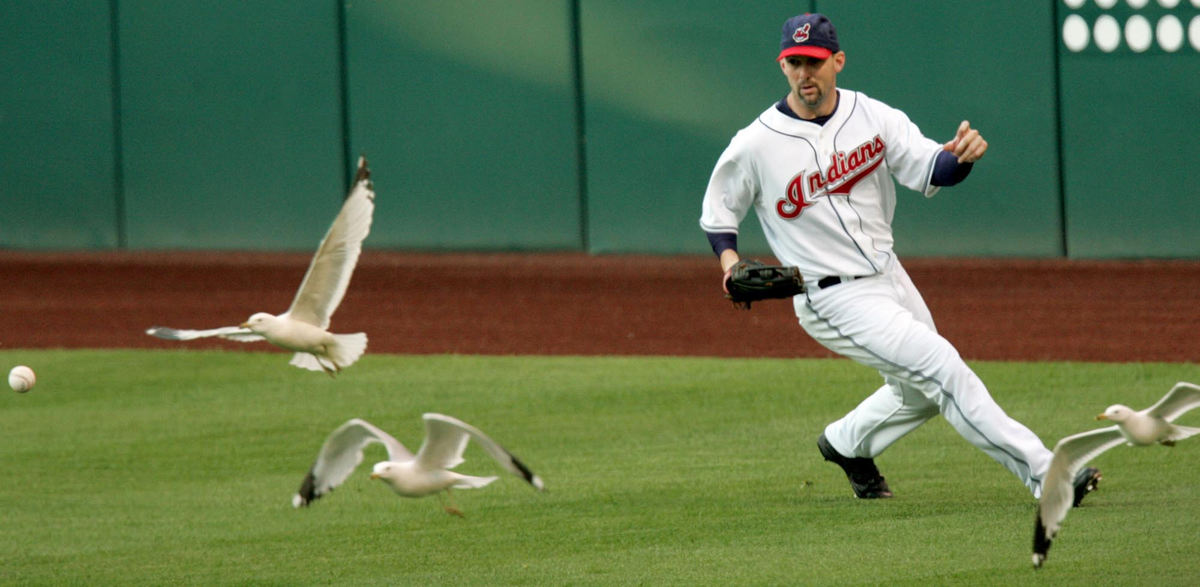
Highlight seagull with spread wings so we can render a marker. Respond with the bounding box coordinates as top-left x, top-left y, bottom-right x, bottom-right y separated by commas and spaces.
292, 414, 544, 516
146, 157, 375, 375
1032, 381, 1200, 569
